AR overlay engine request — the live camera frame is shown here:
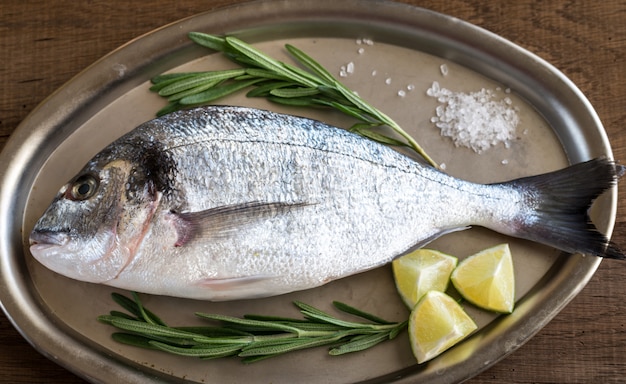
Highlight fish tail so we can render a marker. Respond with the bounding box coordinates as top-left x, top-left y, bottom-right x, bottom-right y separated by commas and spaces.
506, 157, 625, 260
